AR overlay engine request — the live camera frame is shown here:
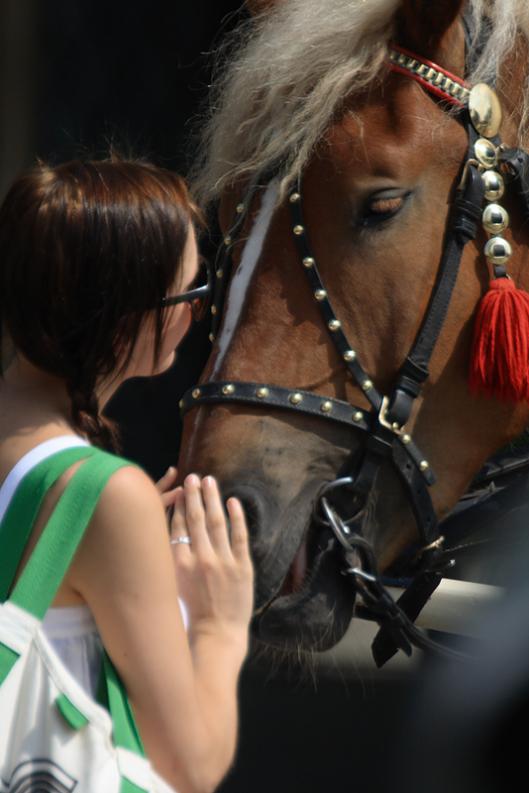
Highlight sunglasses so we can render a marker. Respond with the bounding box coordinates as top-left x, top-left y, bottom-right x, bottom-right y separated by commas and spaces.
161, 260, 212, 322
